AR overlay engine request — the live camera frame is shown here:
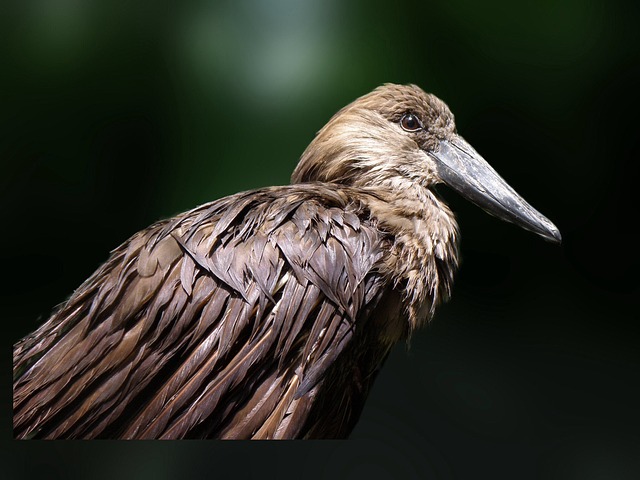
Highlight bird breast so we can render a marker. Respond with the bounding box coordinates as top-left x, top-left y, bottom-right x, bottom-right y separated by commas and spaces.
360, 179, 460, 332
